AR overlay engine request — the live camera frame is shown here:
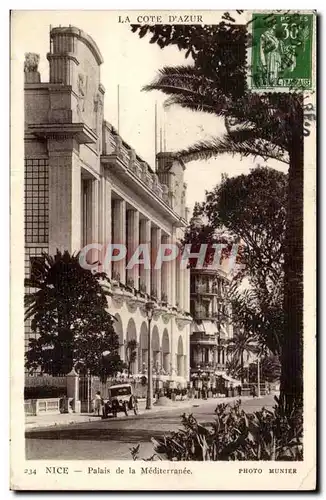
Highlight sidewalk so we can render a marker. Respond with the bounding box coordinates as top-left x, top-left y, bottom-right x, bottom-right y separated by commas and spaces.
25, 395, 260, 430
